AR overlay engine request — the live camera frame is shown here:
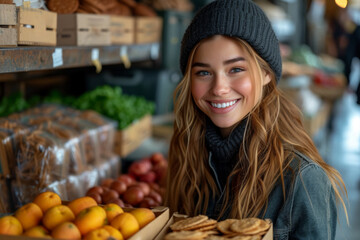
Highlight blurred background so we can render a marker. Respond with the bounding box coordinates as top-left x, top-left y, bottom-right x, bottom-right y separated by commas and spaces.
0, 0, 359, 239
